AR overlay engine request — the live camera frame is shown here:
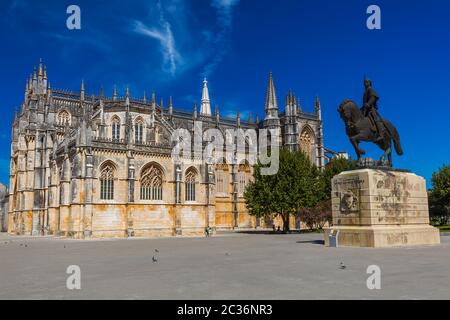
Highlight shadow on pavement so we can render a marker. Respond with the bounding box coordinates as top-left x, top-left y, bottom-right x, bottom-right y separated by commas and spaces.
296, 240, 325, 245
